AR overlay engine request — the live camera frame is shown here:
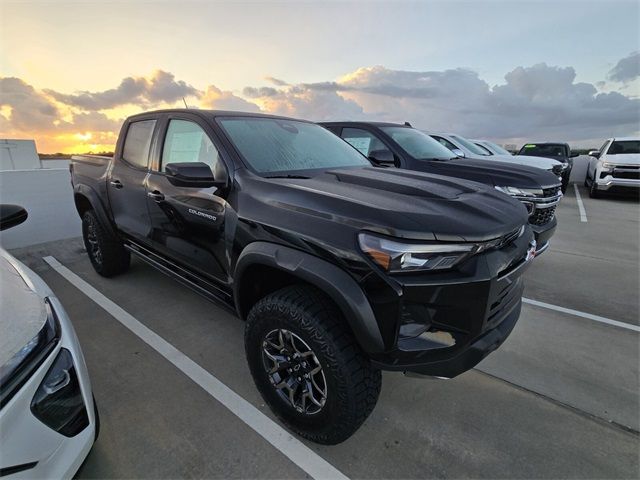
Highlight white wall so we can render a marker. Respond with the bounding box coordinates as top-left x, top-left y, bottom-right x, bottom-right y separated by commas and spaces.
0, 140, 41, 171
0, 169, 81, 249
